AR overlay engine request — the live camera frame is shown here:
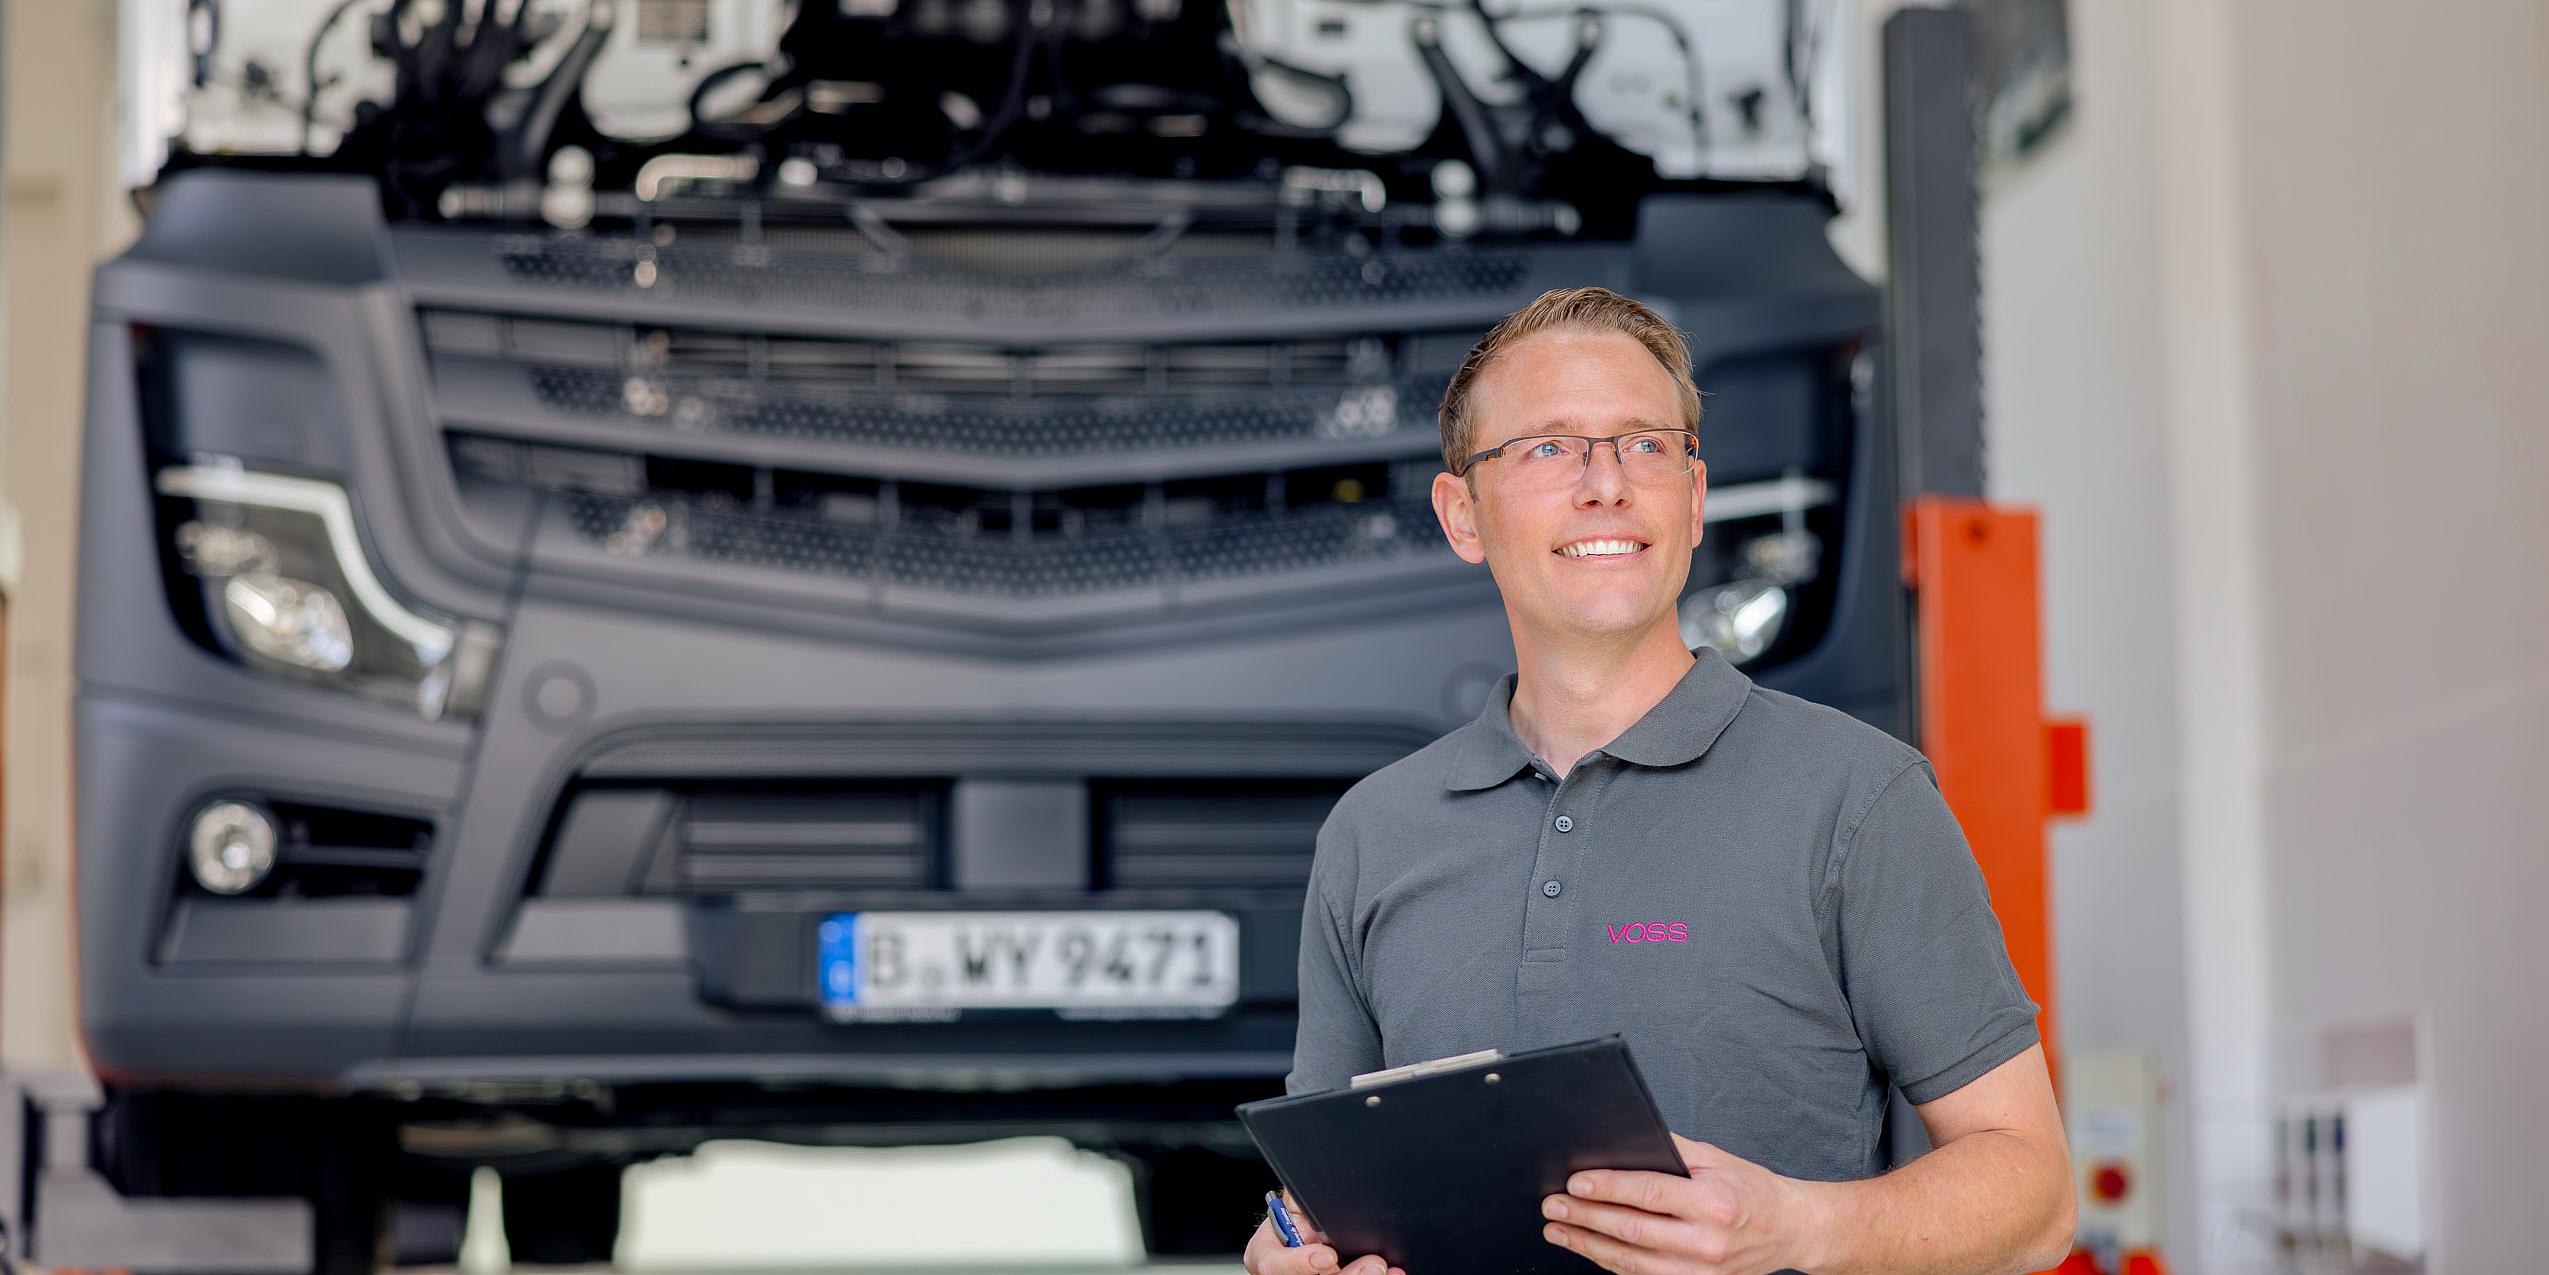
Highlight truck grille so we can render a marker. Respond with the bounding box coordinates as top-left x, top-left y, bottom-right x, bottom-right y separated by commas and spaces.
423, 312, 1439, 455
529, 775, 1353, 899
393, 221, 1597, 633
485, 233, 1532, 318
426, 304, 1471, 623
